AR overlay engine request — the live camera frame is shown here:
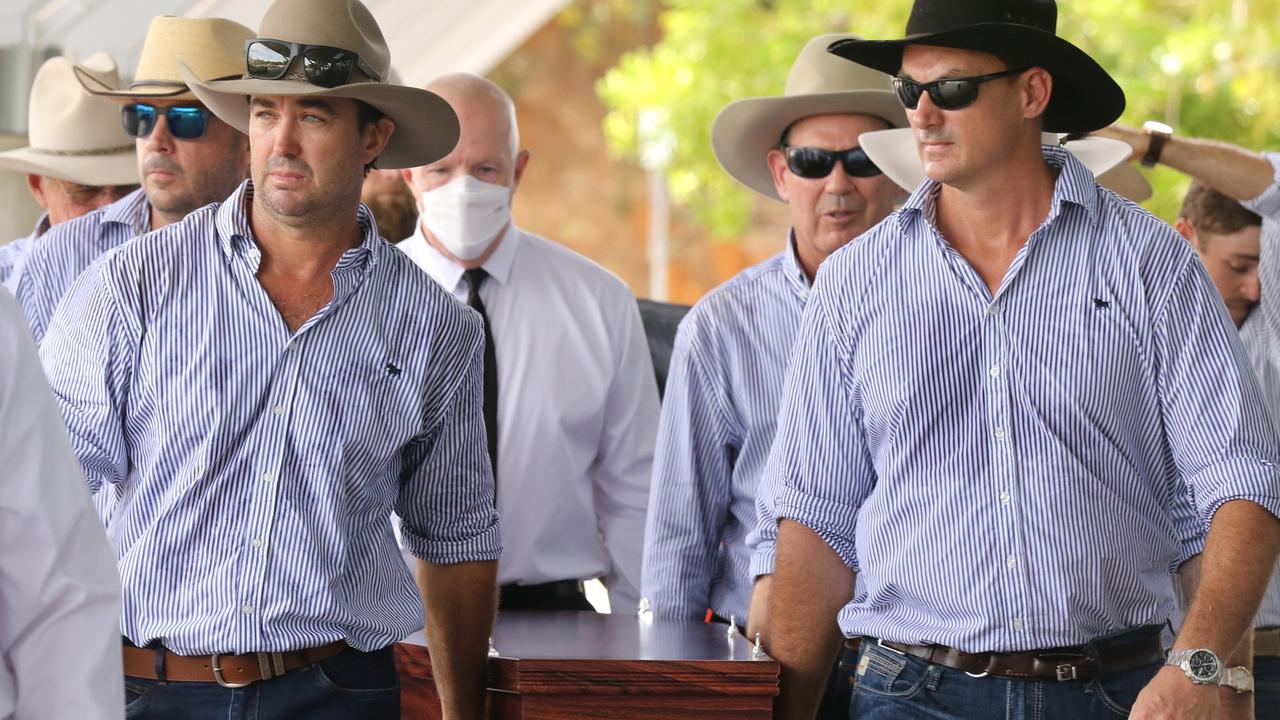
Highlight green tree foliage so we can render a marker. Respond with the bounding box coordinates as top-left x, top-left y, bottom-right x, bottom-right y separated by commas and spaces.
599, 0, 1280, 236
